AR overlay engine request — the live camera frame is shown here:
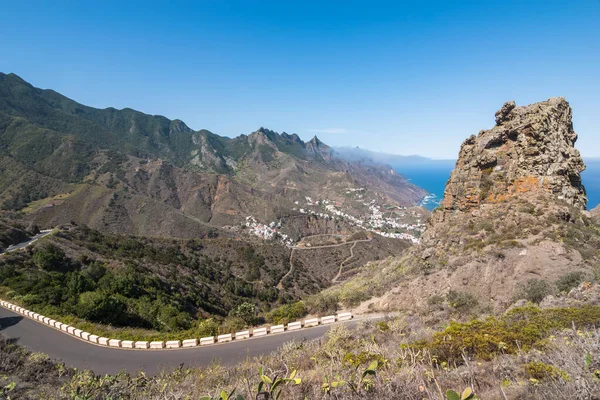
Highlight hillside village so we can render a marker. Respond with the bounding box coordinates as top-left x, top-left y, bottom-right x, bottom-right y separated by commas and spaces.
240, 187, 427, 246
